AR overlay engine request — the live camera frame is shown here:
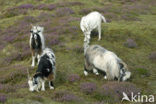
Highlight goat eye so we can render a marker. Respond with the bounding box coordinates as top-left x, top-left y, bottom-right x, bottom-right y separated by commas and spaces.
30, 30, 33, 33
